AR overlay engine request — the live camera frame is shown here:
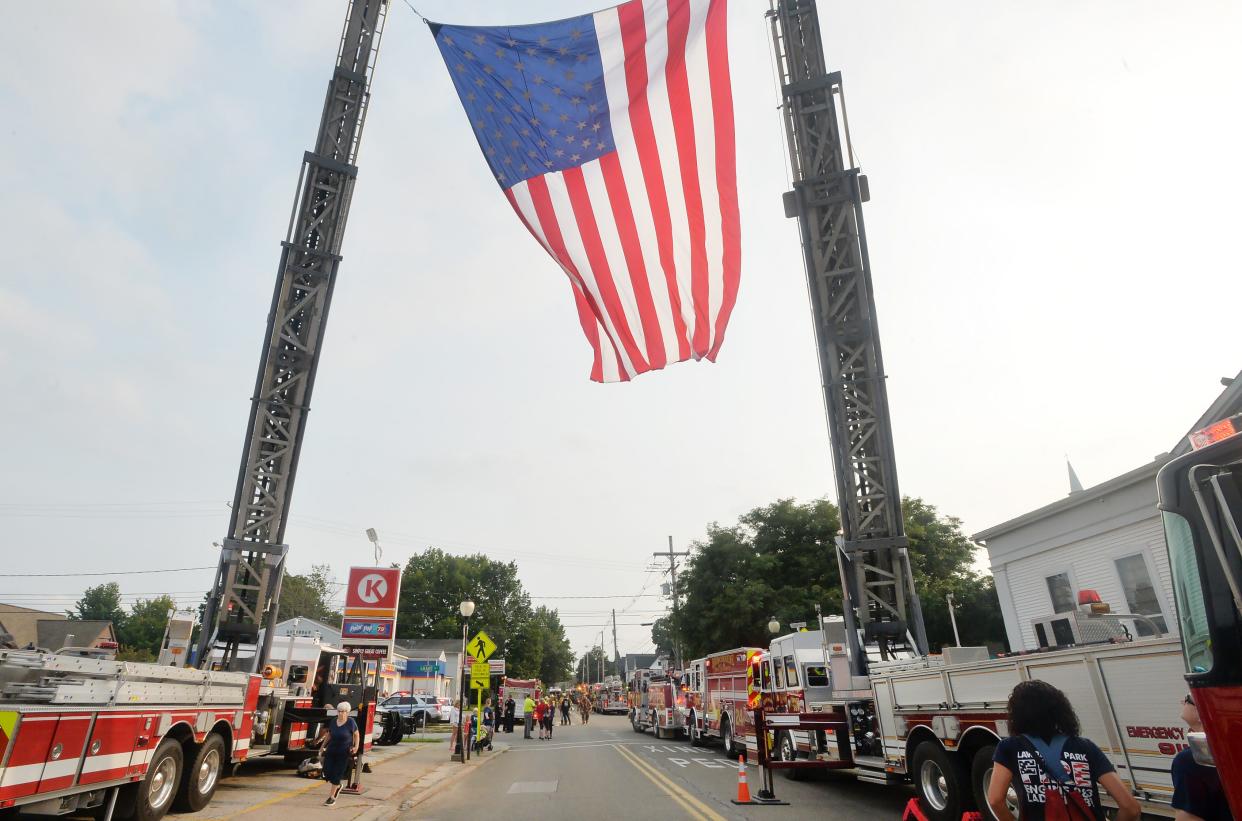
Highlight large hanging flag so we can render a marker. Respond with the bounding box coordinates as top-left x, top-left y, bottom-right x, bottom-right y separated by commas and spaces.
431, 0, 740, 382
